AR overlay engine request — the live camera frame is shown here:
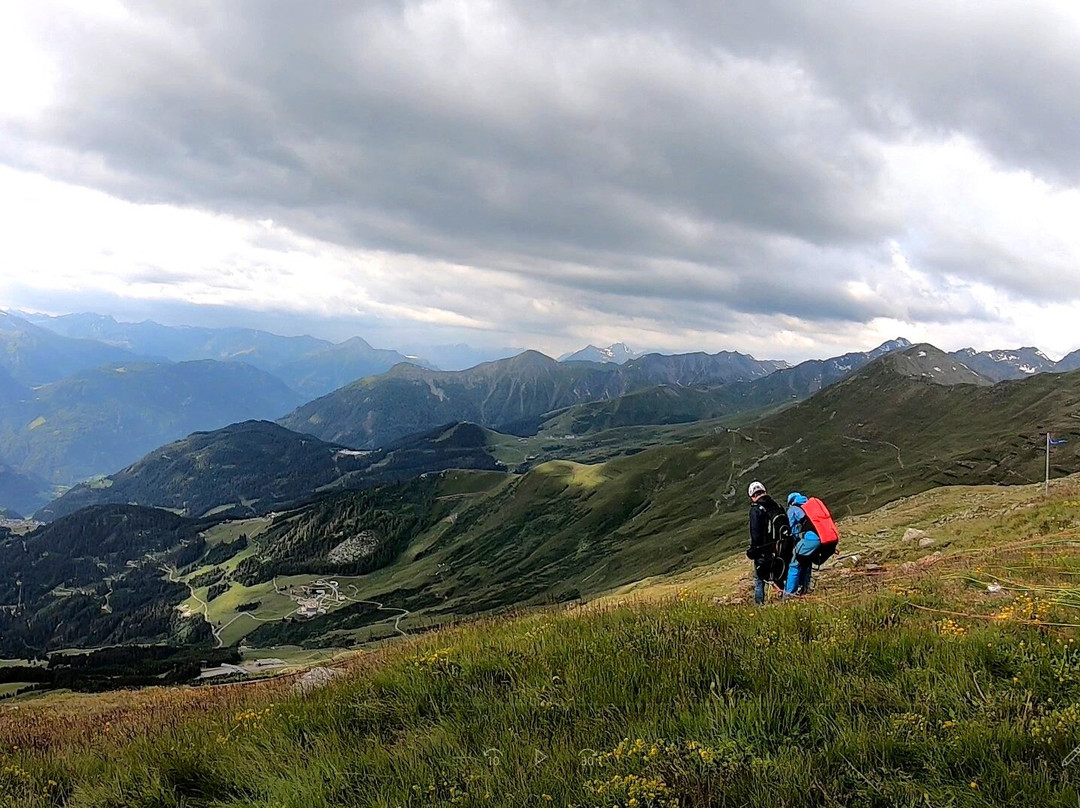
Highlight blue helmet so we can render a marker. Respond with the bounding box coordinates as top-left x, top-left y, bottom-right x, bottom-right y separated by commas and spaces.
787, 492, 807, 506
